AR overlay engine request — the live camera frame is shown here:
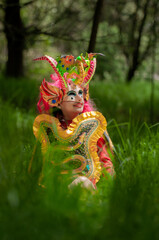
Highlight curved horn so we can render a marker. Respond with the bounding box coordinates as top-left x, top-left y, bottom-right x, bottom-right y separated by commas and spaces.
33, 55, 68, 93
83, 58, 96, 87
83, 52, 104, 86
